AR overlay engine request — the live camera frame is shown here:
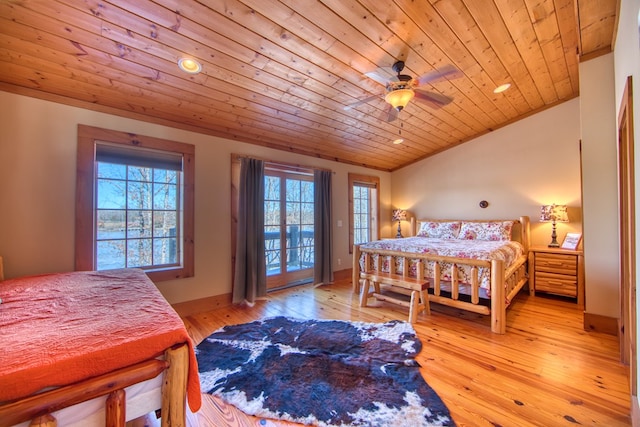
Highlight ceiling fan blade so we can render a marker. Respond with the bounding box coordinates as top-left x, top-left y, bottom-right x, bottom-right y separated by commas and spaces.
379, 104, 399, 122
365, 67, 398, 85
415, 64, 462, 86
414, 90, 453, 108
343, 94, 382, 110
